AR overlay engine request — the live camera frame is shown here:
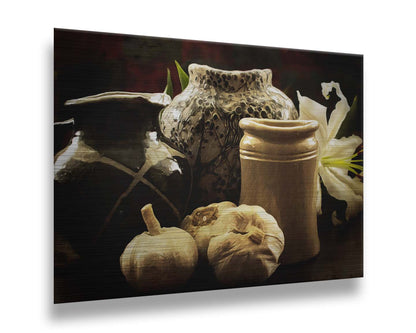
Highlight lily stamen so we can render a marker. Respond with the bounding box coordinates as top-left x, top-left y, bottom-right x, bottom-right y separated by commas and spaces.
321, 155, 363, 175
